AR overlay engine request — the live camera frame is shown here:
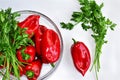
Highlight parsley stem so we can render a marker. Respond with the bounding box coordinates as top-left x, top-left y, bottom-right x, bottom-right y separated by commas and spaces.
6, 57, 10, 80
